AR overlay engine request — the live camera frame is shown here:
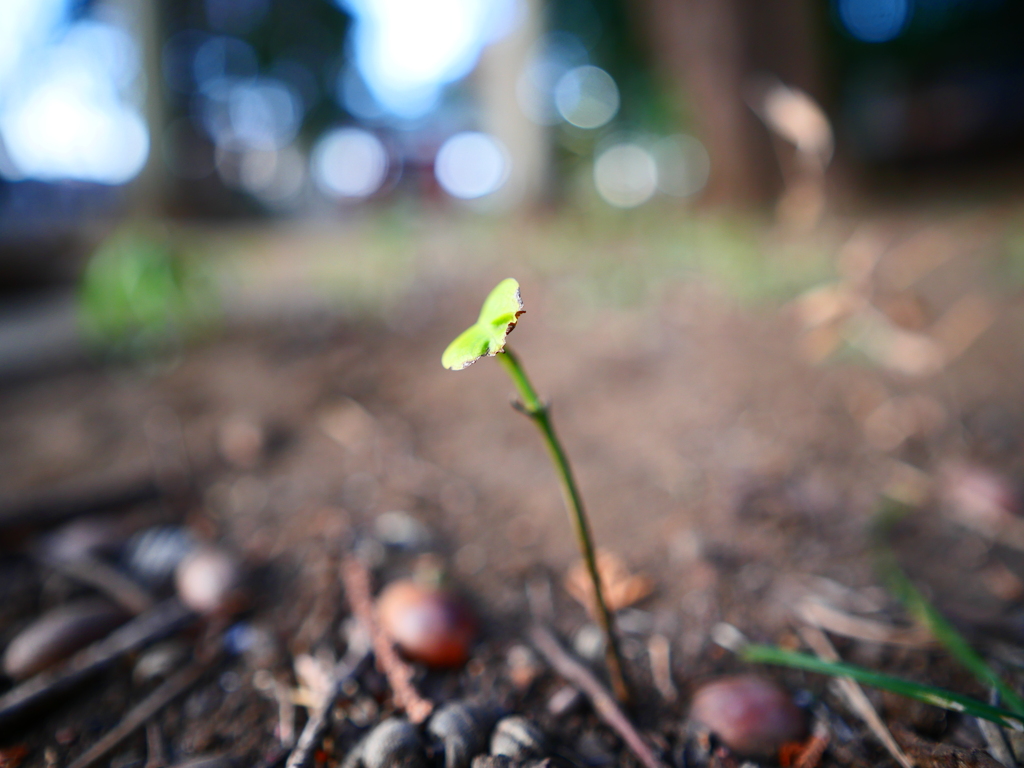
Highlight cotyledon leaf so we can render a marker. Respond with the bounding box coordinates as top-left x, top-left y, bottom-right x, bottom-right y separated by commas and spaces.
442, 278, 524, 370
